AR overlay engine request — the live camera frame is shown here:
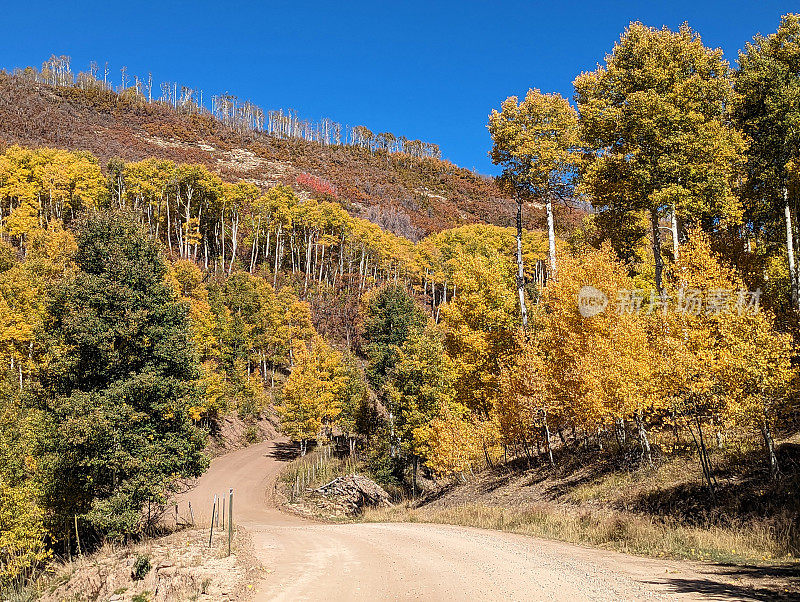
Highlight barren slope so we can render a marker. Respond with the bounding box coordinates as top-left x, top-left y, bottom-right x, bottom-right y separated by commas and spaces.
0, 73, 545, 236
